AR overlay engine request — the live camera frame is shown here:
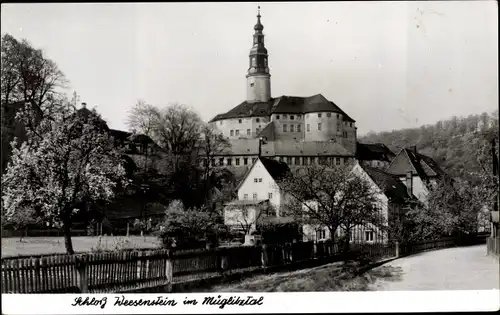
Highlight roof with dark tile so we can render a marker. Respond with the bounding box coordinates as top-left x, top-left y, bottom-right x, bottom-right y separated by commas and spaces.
259, 157, 292, 182
361, 164, 416, 204
387, 147, 447, 179
356, 142, 396, 162
210, 94, 355, 123
219, 139, 353, 157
